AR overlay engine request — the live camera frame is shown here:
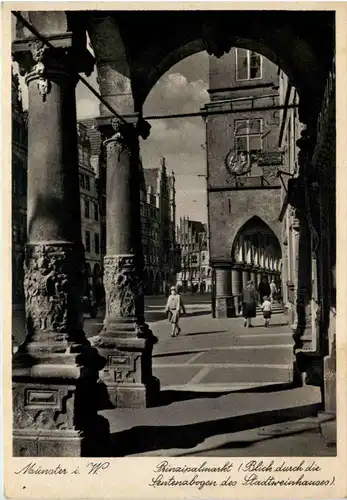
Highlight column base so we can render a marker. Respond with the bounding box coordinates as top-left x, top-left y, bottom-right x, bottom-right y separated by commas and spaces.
13, 428, 83, 457
295, 353, 324, 387
323, 332, 336, 413
92, 321, 160, 408
12, 340, 111, 457
215, 297, 235, 318
100, 378, 160, 409
318, 412, 336, 447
